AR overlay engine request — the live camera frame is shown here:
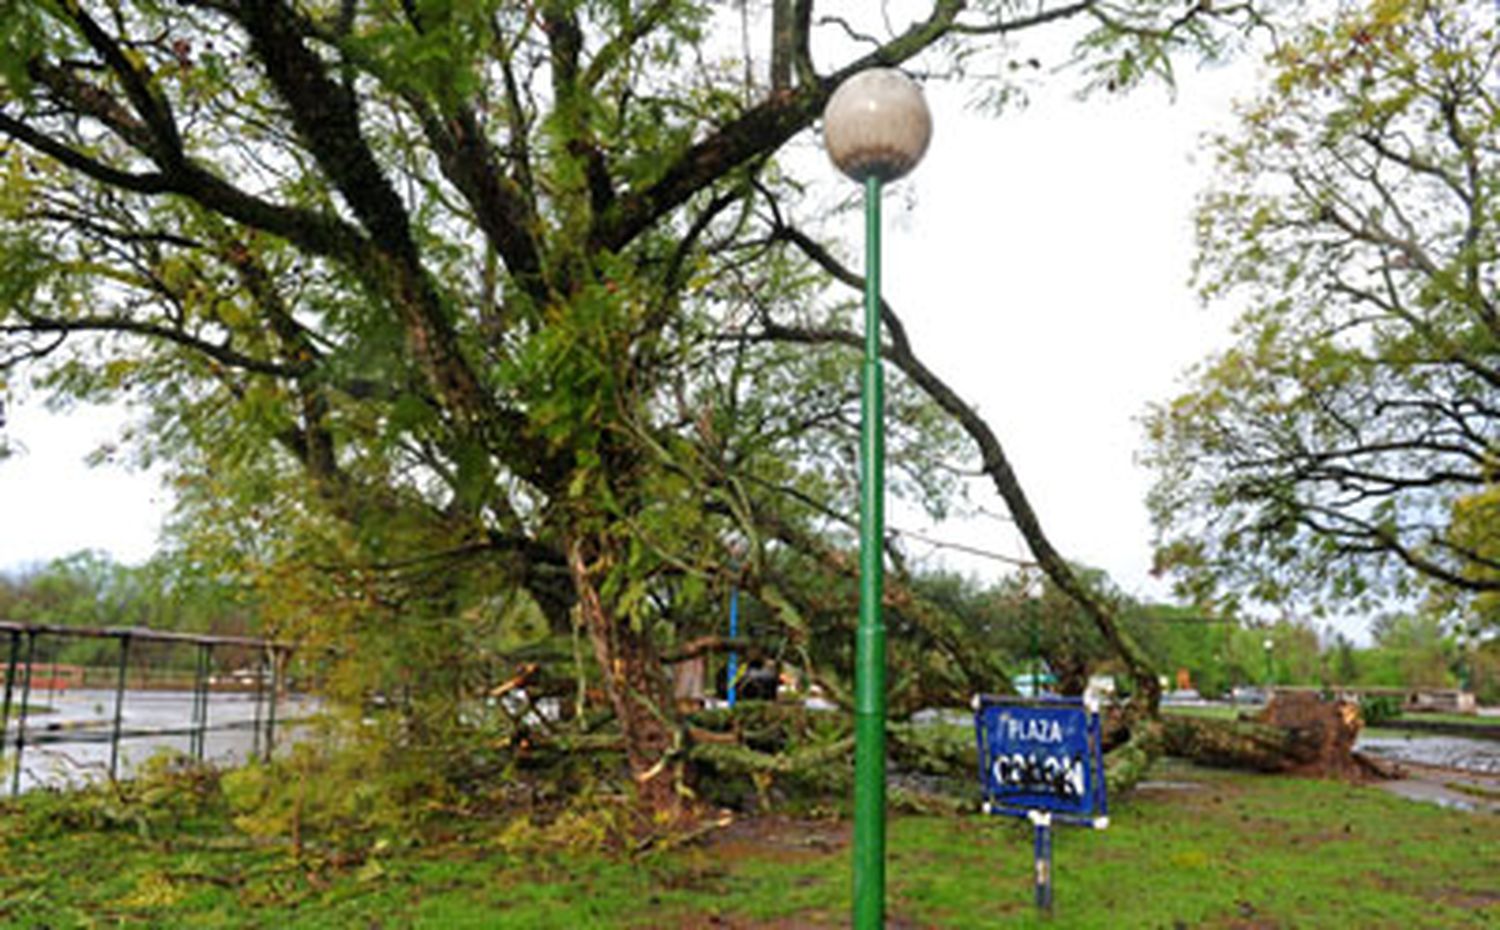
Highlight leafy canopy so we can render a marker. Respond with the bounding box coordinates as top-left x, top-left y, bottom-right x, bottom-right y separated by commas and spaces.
1147, 0, 1500, 628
